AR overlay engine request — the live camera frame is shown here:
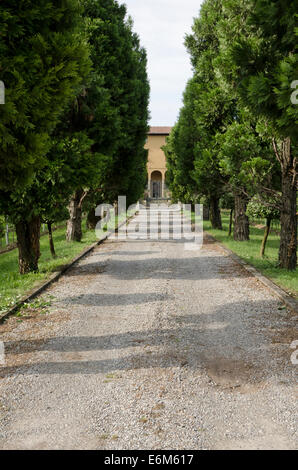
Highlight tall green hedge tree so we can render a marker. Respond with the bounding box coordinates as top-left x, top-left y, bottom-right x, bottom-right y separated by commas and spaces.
163, 80, 200, 206
0, 0, 90, 273
217, 109, 275, 241
173, 0, 235, 229
62, 0, 150, 238
218, 0, 297, 269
